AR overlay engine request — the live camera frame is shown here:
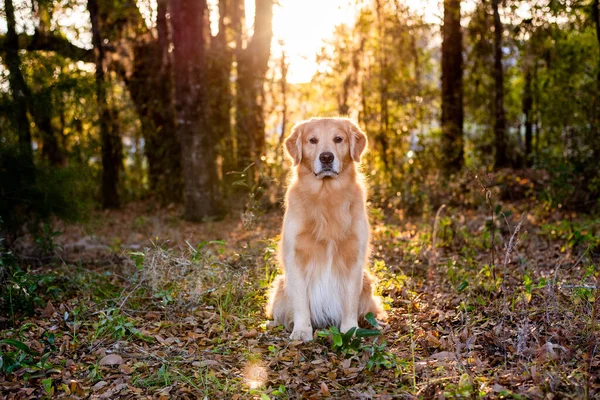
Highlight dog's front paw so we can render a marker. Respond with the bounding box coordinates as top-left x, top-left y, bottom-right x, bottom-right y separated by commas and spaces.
290, 328, 313, 342
340, 321, 358, 334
